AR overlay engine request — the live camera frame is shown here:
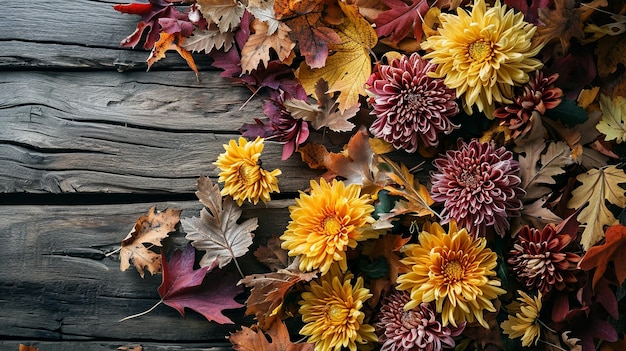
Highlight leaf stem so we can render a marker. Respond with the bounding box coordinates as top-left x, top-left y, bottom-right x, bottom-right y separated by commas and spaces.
119, 299, 163, 322
232, 257, 245, 279
105, 246, 122, 257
